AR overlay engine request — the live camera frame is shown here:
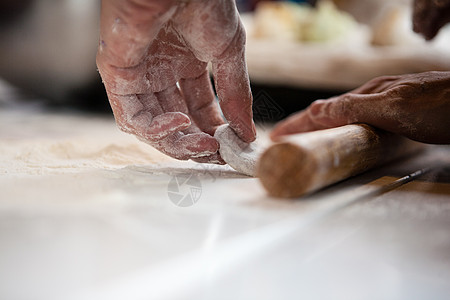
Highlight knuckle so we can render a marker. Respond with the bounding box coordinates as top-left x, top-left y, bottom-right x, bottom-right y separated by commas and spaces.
372, 74, 399, 84
334, 95, 352, 117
